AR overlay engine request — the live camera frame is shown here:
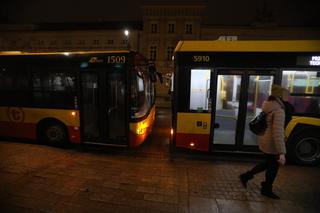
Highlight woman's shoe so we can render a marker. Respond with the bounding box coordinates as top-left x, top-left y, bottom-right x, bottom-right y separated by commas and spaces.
239, 172, 253, 188
260, 182, 280, 199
